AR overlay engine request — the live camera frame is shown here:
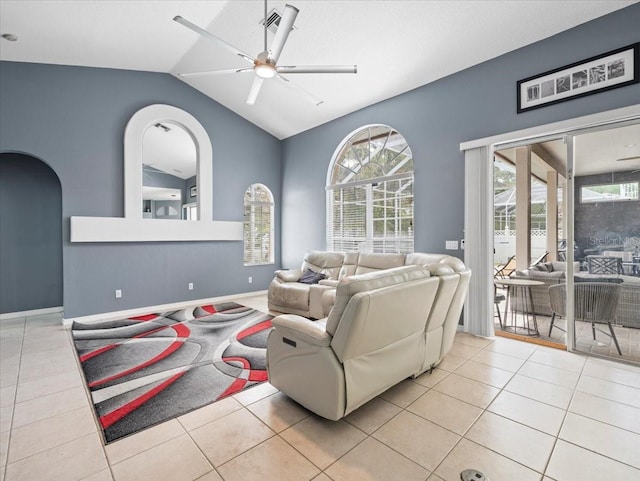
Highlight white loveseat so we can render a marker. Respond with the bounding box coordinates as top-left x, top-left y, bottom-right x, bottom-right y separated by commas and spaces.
268, 250, 469, 320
